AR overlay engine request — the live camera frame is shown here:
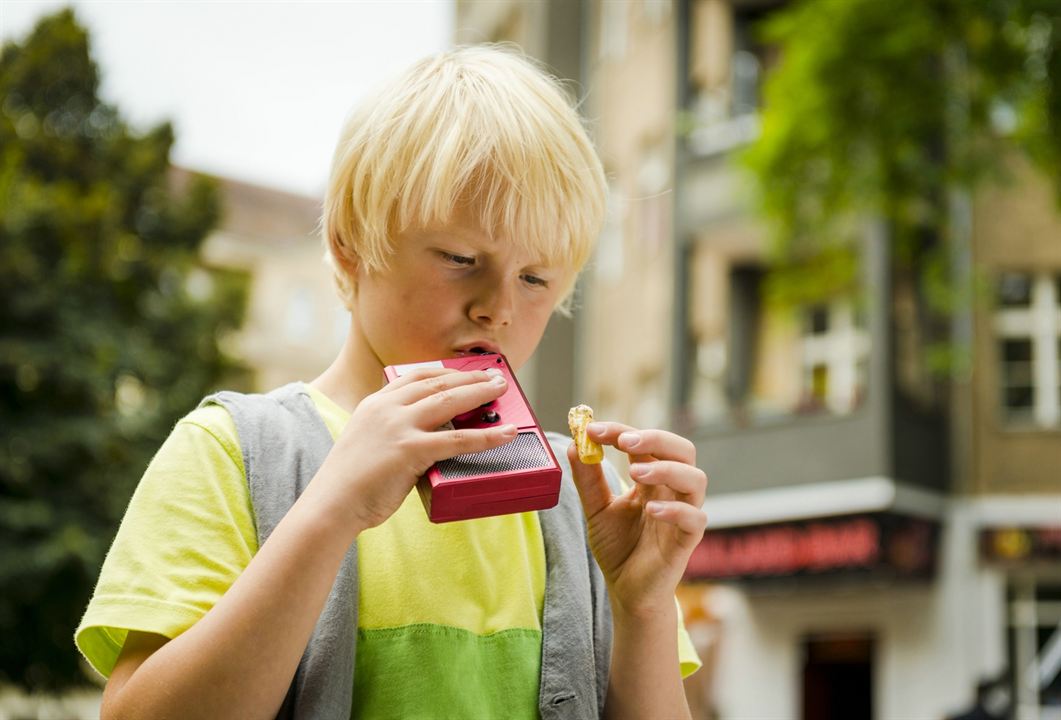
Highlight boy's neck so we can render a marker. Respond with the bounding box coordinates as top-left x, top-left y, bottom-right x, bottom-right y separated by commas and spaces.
309, 324, 384, 414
